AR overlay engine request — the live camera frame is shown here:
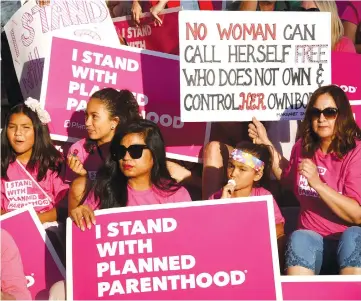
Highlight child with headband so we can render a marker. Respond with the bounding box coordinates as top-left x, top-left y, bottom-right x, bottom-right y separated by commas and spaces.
209, 141, 284, 225
1, 98, 68, 221
209, 141, 286, 267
